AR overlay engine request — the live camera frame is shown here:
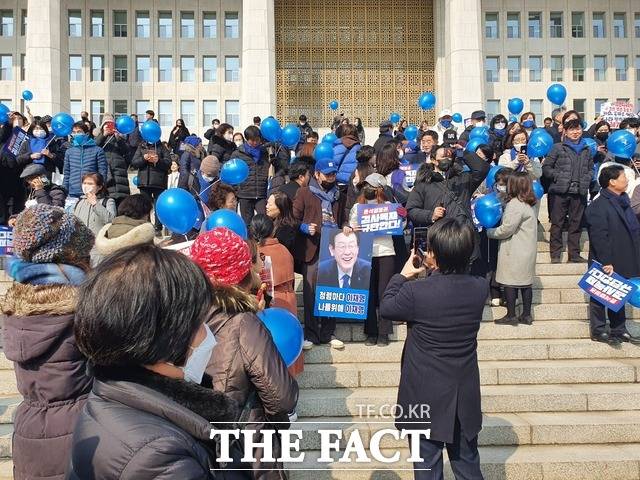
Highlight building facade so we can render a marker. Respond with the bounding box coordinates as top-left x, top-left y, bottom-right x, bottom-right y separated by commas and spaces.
0, 0, 637, 137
